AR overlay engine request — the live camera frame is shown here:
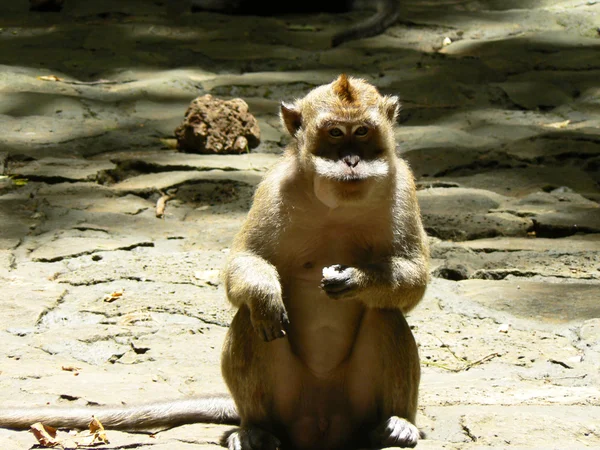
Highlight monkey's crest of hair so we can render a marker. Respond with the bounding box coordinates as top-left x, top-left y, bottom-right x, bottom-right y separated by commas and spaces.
332, 73, 355, 104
